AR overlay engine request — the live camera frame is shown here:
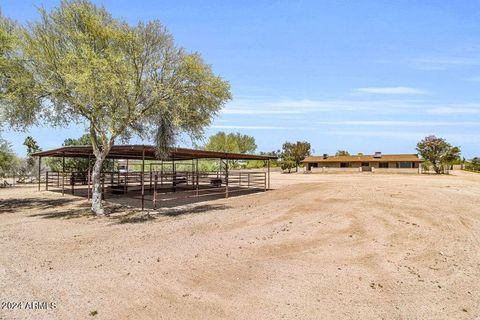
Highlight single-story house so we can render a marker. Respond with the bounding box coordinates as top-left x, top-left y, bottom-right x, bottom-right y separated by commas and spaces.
302, 152, 423, 173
